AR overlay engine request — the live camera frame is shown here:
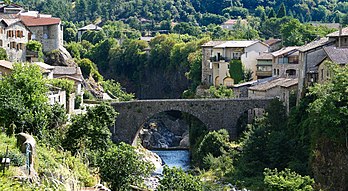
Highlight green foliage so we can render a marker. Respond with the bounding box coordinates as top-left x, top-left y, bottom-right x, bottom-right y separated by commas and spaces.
277, 3, 286, 18
208, 86, 234, 98
0, 47, 7, 60
26, 40, 44, 59
194, 129, 231, 168
48, 78, 75, 97
101, 80, 134, 101
263, 168, 314, 191
98, 143, 154, 191
158, 166, 203, 191
307, 62, 348, 144
0, 63, 50, 136
229, 60, 243, 84
63, 102, 118, 154
77, 58, 103, 82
